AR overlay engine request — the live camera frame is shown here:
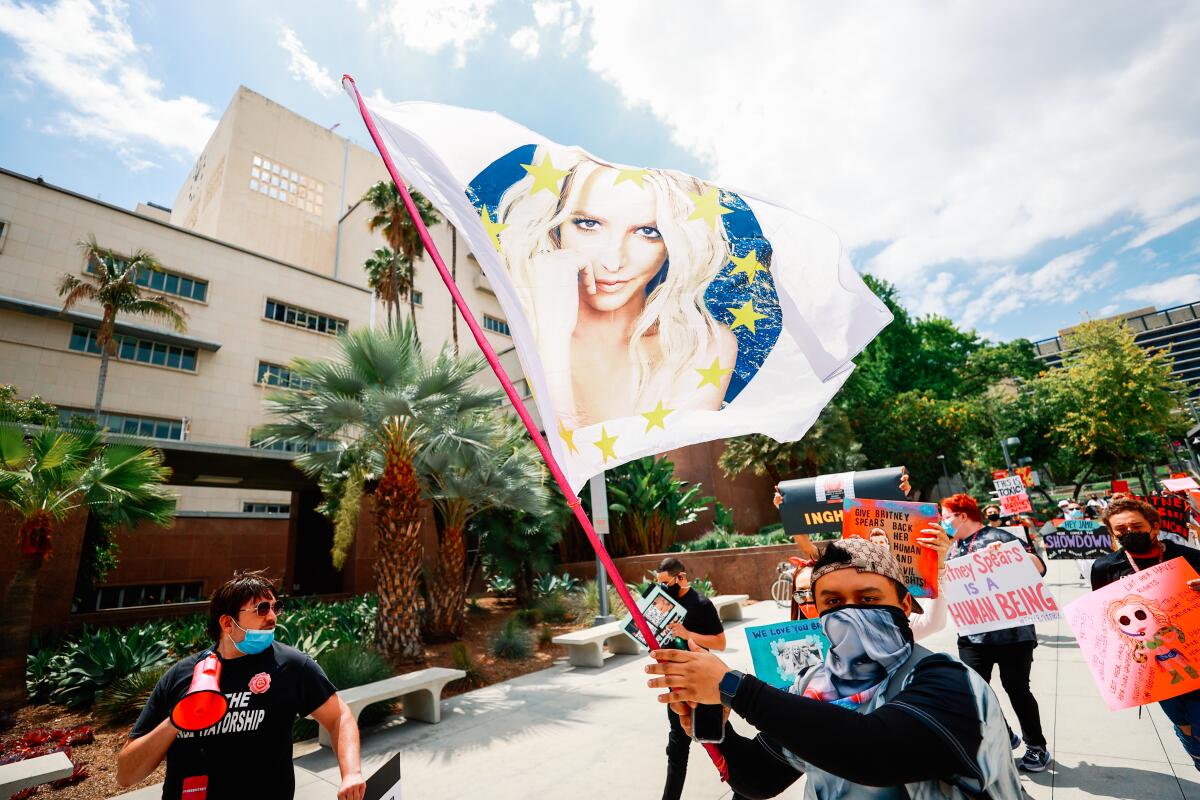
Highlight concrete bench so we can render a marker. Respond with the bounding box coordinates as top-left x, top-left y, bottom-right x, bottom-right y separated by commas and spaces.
711, 594, 749, 622
552, 620, 642, 668
0, 751, 74, 796
315, 667, 465, 746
